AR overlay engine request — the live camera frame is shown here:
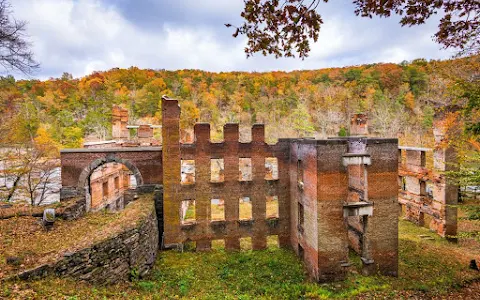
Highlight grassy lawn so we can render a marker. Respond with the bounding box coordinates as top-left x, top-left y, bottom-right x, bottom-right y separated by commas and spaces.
1, 219, 479, 299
